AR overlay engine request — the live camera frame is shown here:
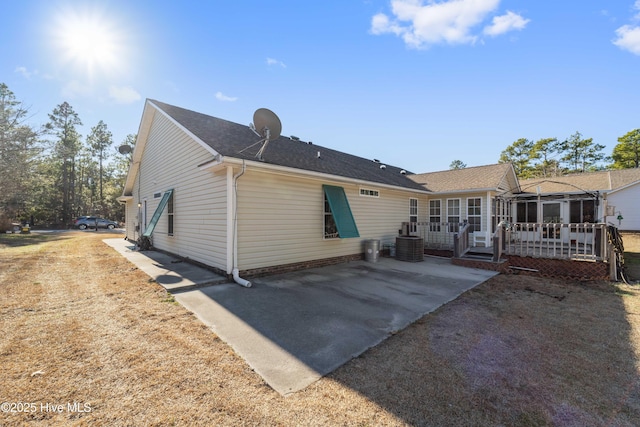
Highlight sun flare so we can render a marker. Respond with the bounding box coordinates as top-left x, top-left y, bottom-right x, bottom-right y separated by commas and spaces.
53, 7, 125, 78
